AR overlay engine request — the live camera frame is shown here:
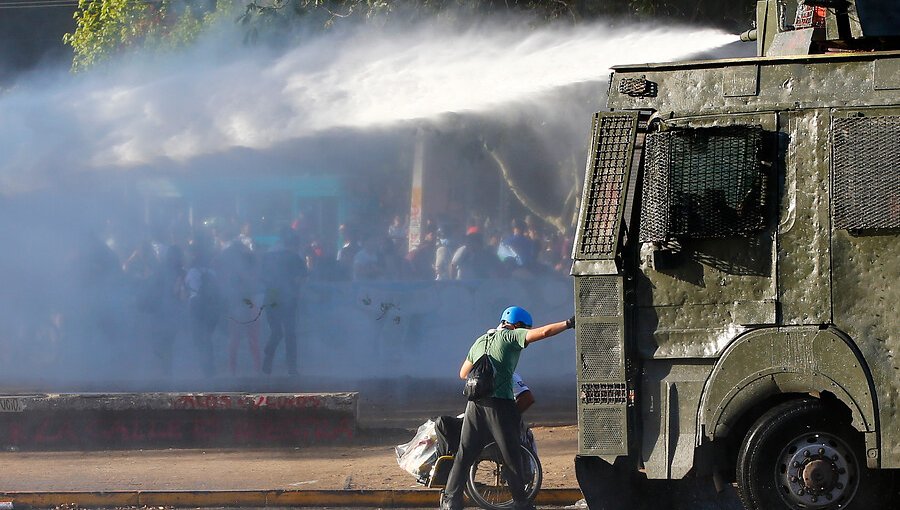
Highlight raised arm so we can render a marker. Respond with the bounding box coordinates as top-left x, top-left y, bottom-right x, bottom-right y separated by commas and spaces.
524, 316, 575, 345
